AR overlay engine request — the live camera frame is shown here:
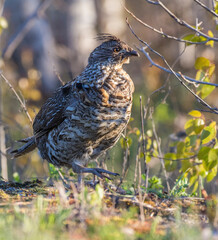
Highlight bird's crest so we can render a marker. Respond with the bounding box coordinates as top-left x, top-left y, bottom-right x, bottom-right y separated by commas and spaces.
96, 33, 121, 43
